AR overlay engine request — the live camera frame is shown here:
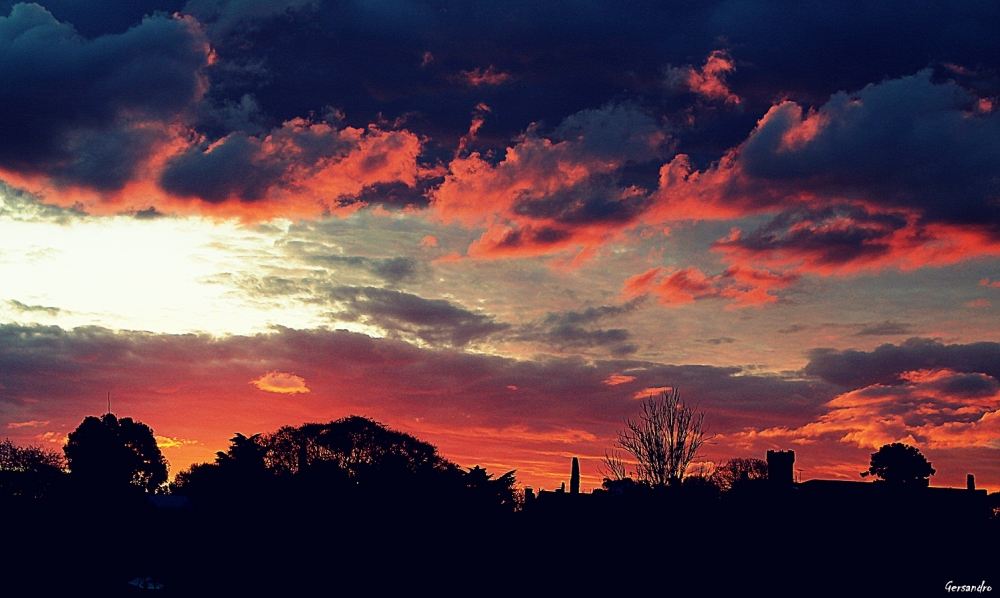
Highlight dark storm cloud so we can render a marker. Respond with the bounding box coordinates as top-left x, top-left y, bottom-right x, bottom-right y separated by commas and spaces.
0, 0, 187, 38
0, 3, 210, 190
713, 206, 911, 268
734, 72, 1000, 233
159, 133, 289, 202
804, 338, 1000, 388
511, 179, 653, 227
329, 286, 509, 347
344, 181, 435, 210
3, 0, 999, 231
178, 0, 1000, 158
